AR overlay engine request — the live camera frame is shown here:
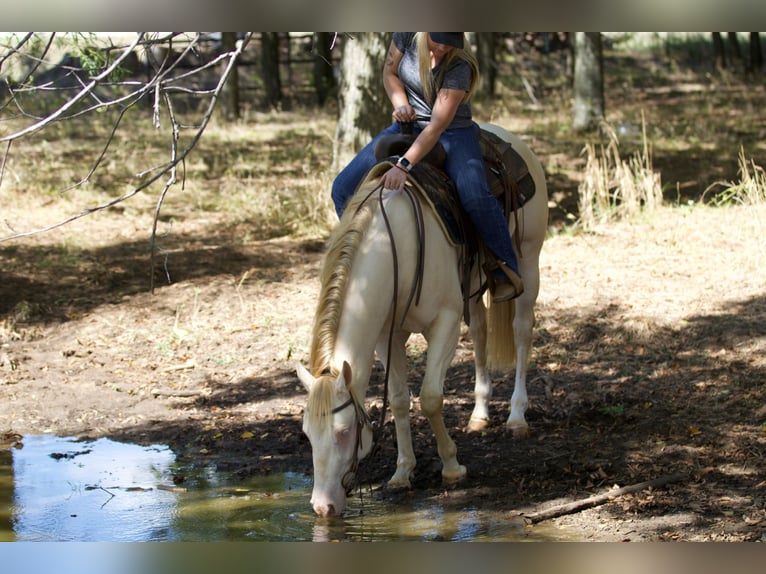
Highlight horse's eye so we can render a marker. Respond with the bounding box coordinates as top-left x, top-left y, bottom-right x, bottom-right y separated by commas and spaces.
335, 427, 351, 444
